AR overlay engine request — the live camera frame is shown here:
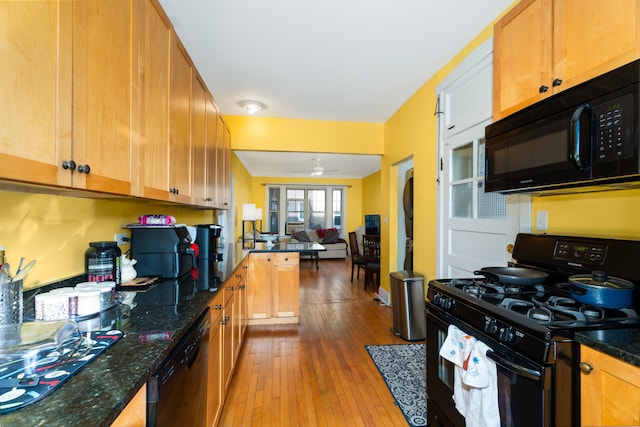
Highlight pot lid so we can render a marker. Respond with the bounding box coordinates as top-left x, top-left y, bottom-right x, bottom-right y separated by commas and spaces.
569, 271, 634, 290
